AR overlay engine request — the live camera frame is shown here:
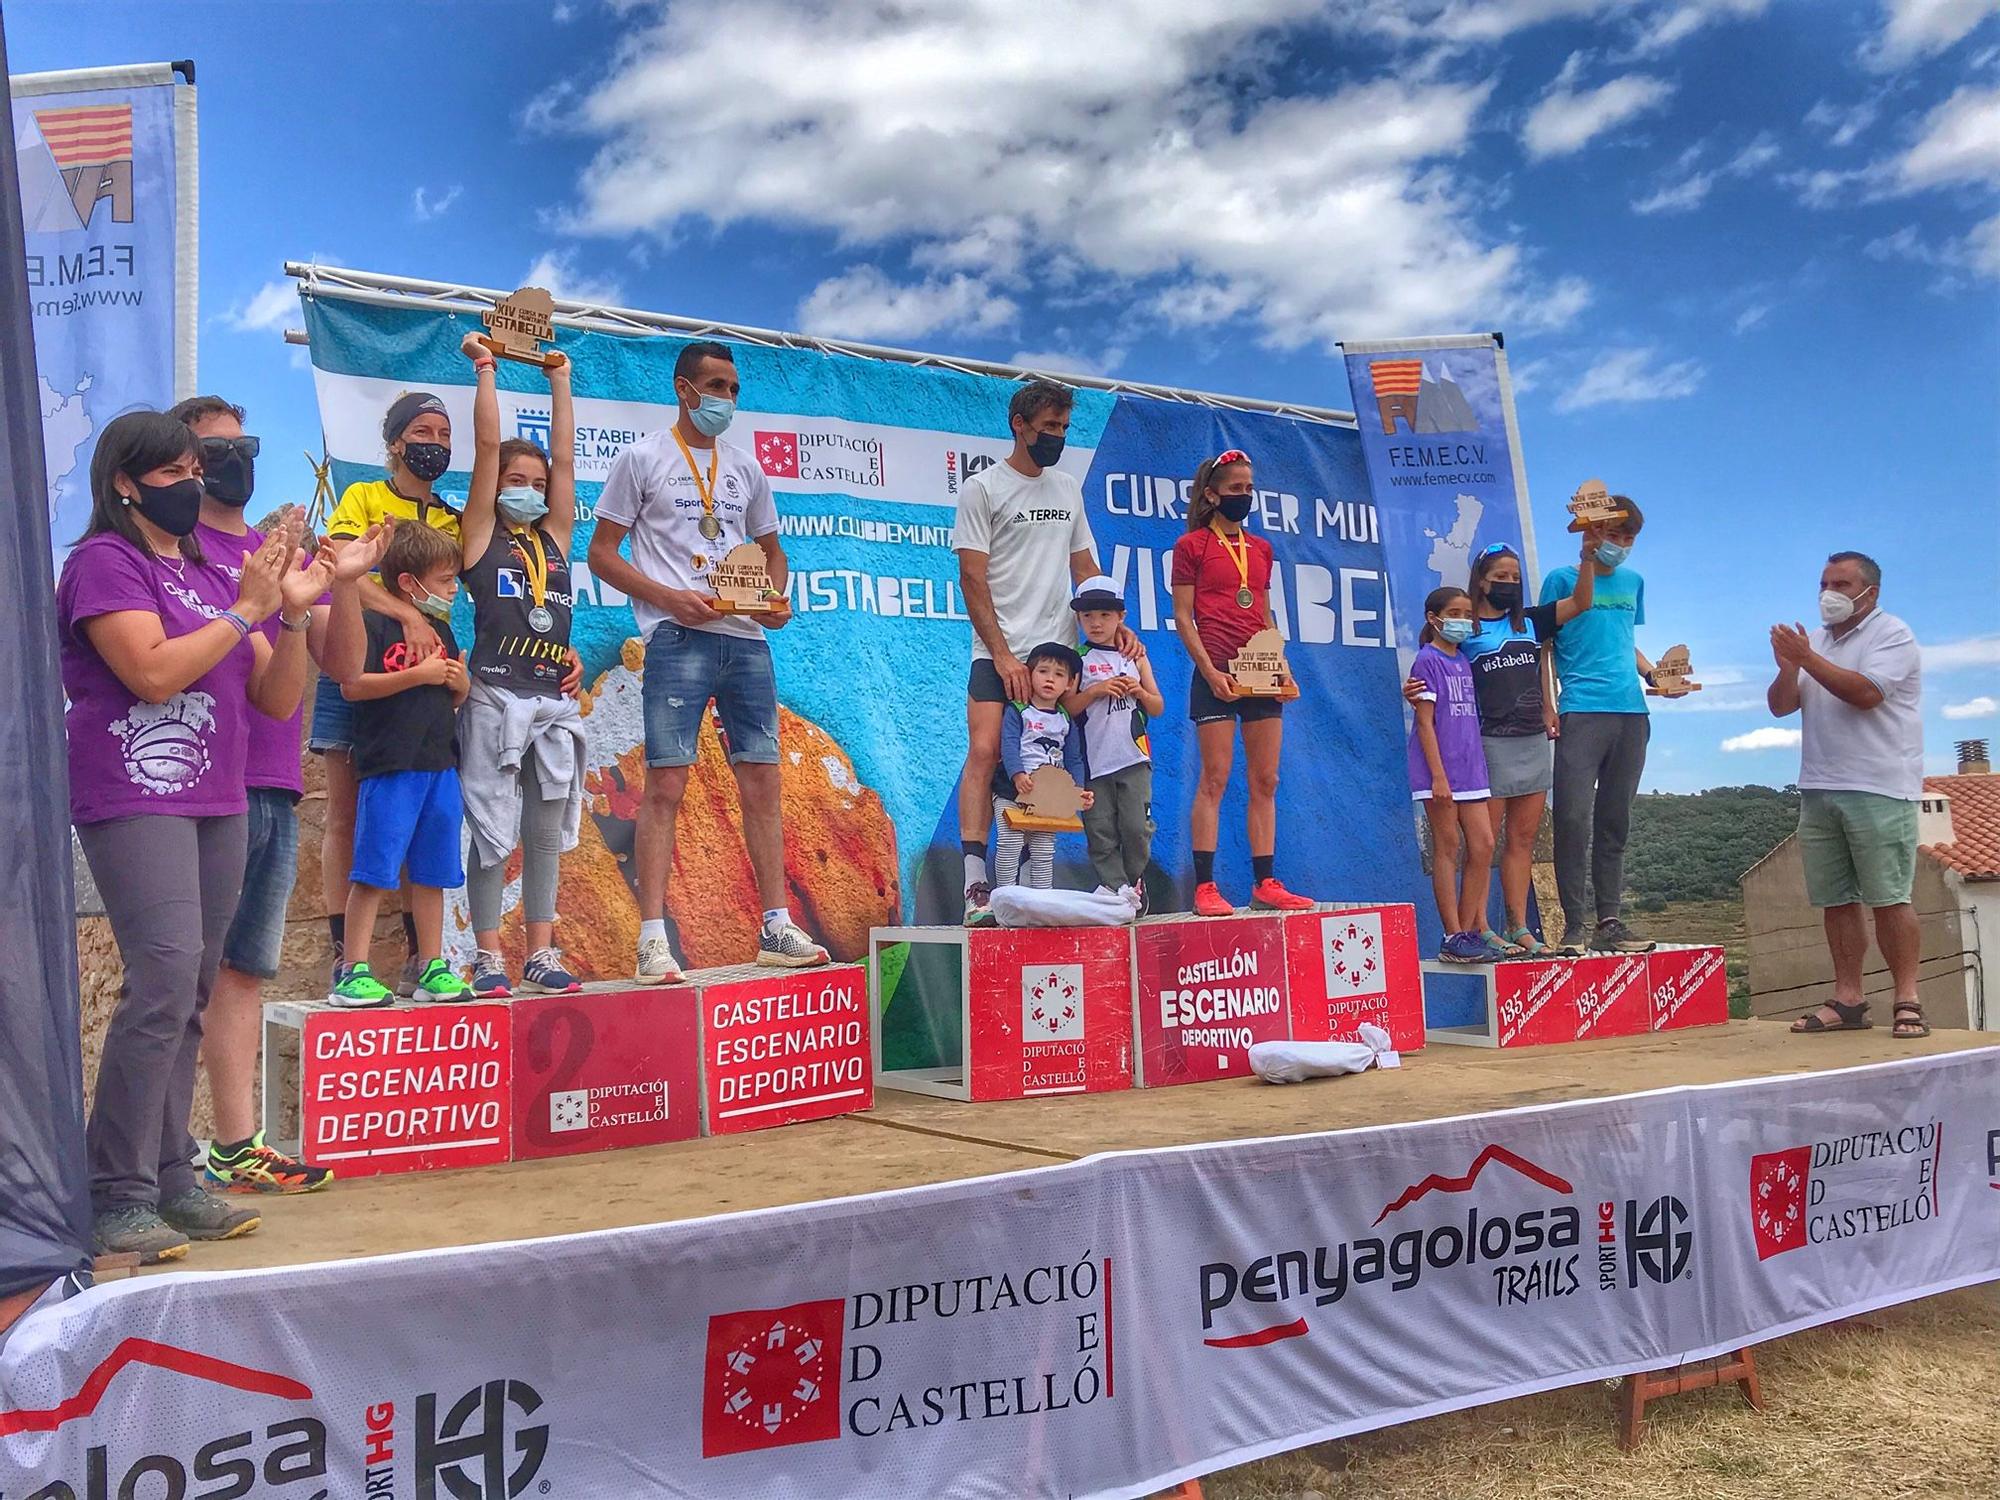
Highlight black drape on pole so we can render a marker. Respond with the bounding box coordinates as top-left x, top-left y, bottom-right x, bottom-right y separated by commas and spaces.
0, 10, 93, 1301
